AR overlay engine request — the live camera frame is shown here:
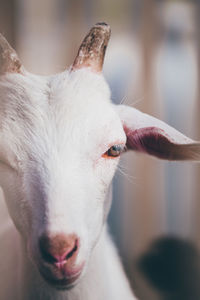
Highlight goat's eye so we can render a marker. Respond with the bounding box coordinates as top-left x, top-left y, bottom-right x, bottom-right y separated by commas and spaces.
103, 144, 125, 158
